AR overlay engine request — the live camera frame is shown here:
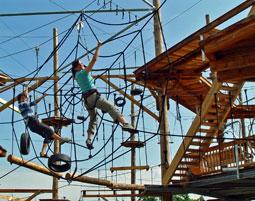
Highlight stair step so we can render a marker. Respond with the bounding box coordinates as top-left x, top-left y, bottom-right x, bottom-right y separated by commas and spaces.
180, 161, 198, 166
173, 173, 187, 176
202, 121, 217, 127
176, 167, 189, 171
220, 85, 237, 91
184, 153, 201, 159
190, 141, 207, 146
199, 128, 215, 134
